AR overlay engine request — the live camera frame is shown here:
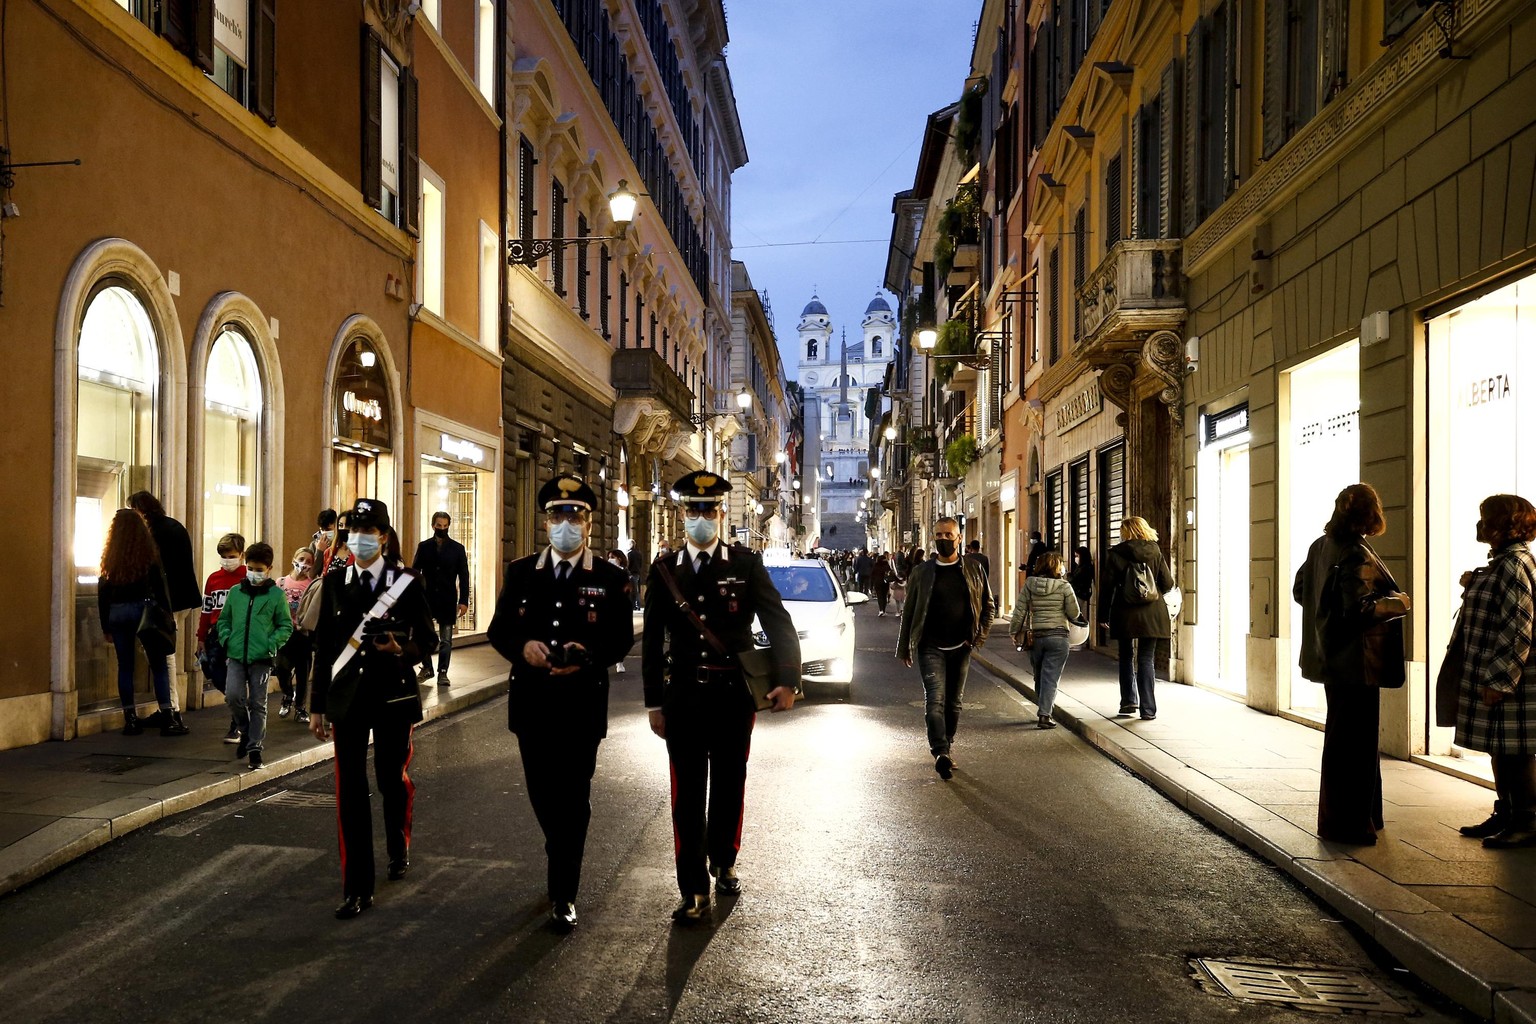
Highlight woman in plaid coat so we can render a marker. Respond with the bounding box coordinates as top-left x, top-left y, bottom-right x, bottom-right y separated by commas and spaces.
1449, 494, 1536, 849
